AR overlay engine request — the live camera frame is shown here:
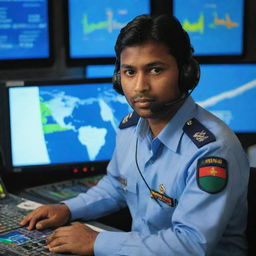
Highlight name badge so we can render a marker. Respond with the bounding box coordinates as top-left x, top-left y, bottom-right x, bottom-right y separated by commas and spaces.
150, 190, 177, 207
